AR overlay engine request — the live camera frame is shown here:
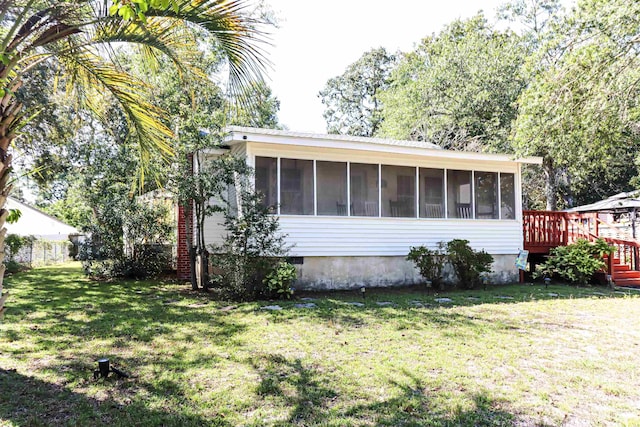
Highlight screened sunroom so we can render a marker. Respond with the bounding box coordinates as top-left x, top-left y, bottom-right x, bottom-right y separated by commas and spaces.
254, 157, 517, 221
189, 127, 541, 290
